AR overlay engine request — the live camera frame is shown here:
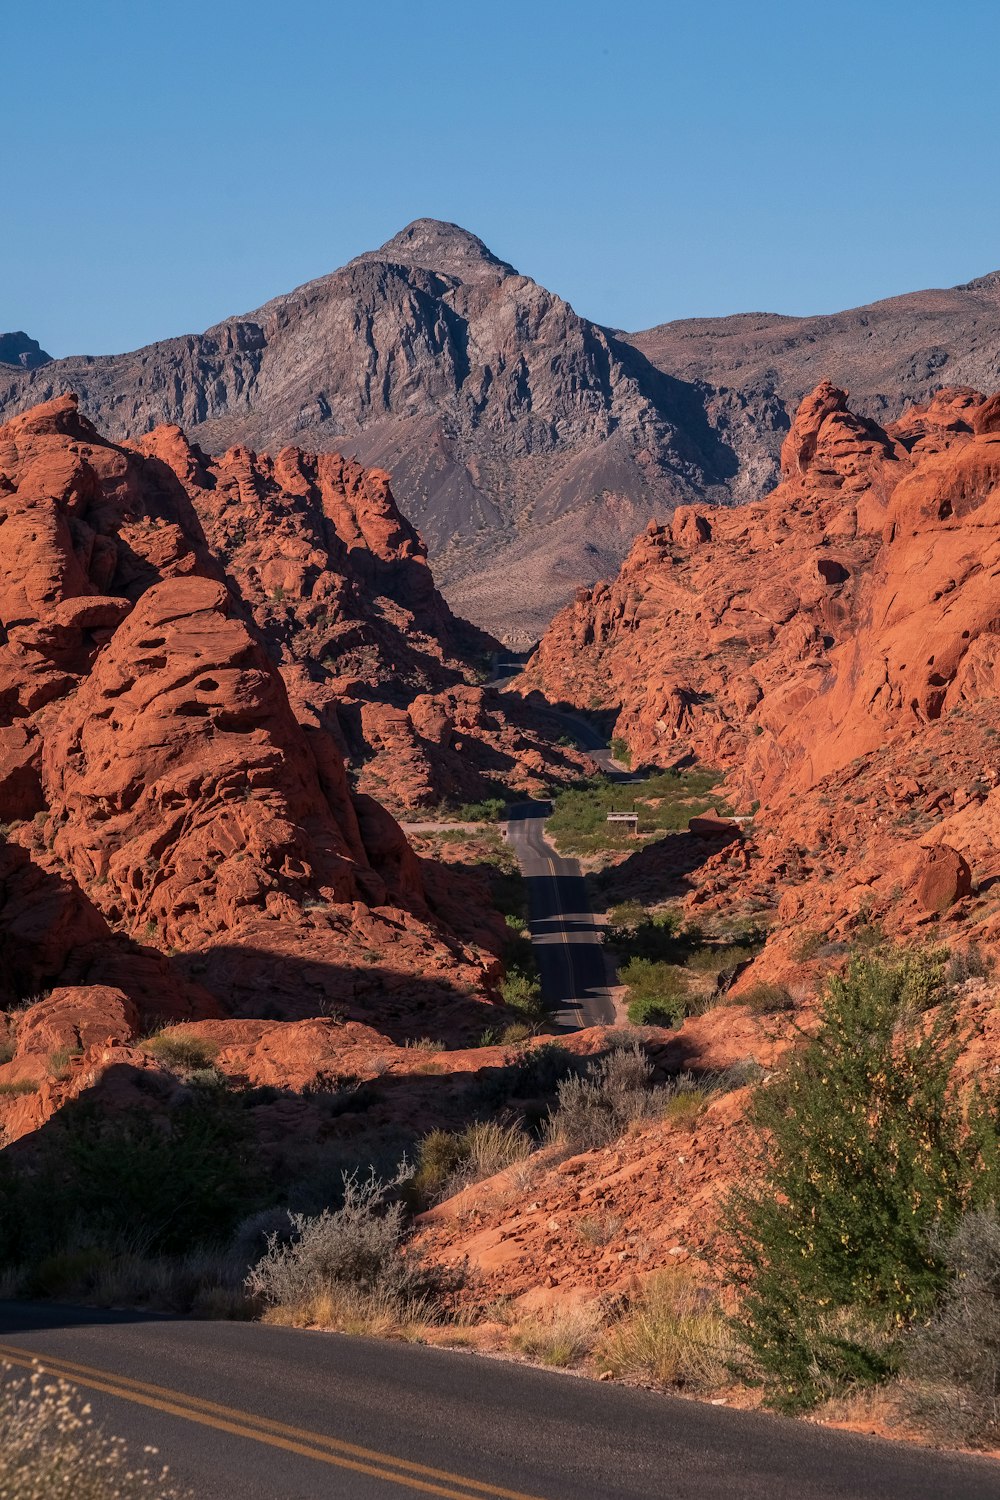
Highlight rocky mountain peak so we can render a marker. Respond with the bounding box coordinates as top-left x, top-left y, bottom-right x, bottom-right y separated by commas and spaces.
0, 332, 52, 370
356, 218, 517, 282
